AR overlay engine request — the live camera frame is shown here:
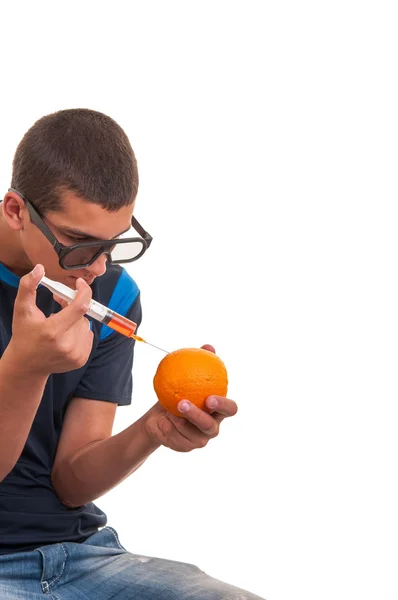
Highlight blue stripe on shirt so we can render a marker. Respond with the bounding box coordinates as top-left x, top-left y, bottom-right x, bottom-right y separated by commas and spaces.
100, 268, 140, 340
0, 263, 20, 288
